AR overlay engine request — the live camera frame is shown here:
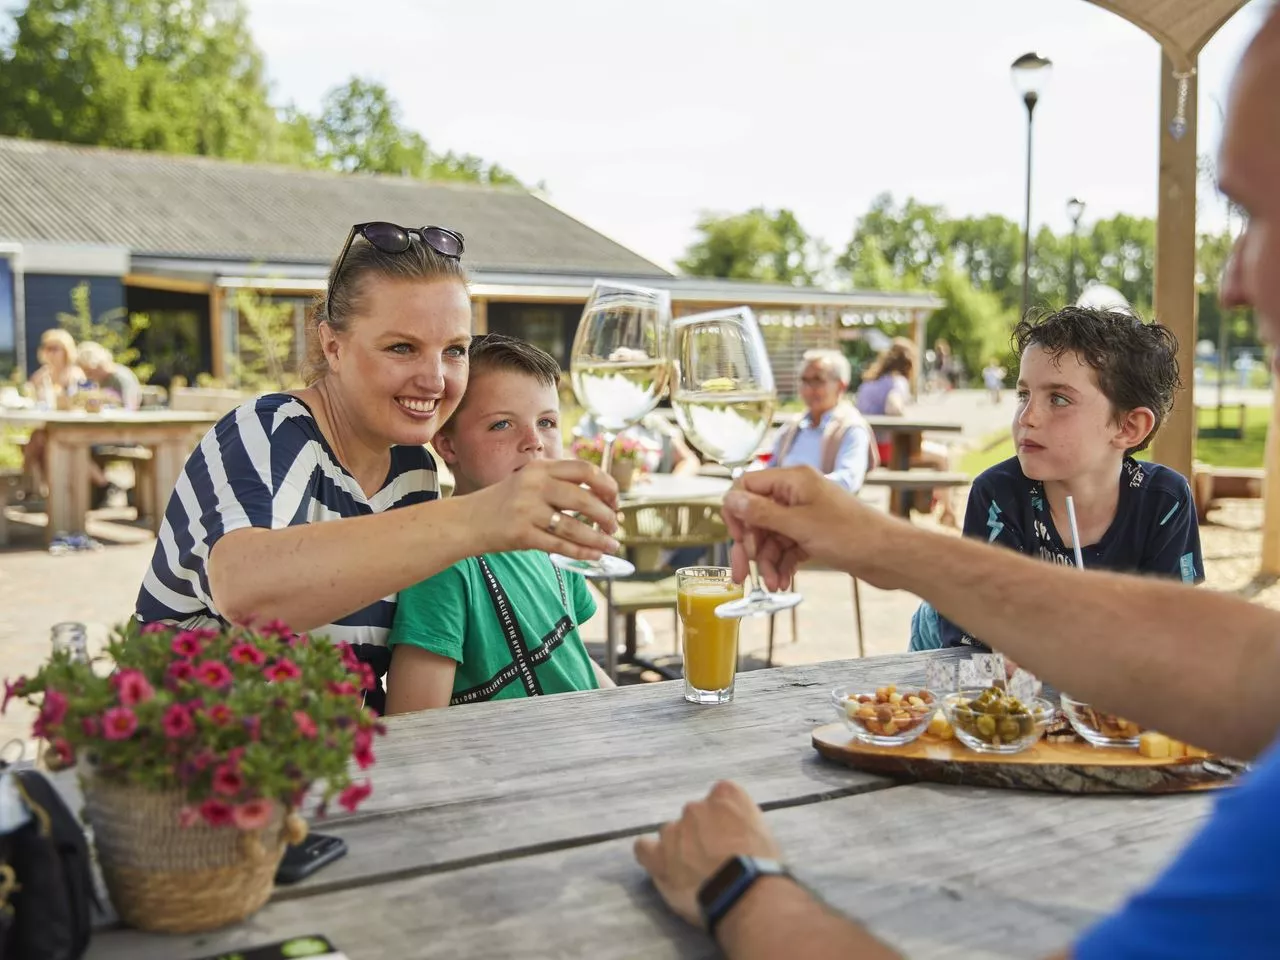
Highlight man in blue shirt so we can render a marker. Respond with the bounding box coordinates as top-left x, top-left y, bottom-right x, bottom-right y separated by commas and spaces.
770, 349, 875, 493
635, 10, 1280, 957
